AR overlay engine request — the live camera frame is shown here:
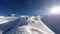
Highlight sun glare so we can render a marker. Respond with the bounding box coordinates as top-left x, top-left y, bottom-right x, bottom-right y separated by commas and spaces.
50, 6, 60, 14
